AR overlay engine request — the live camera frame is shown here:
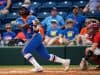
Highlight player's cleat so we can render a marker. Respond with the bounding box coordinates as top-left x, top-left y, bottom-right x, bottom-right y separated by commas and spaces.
95, 65, 100, 70
32, 66, 43, 72
63, 59, 70, 71
80, 58, 88, 70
